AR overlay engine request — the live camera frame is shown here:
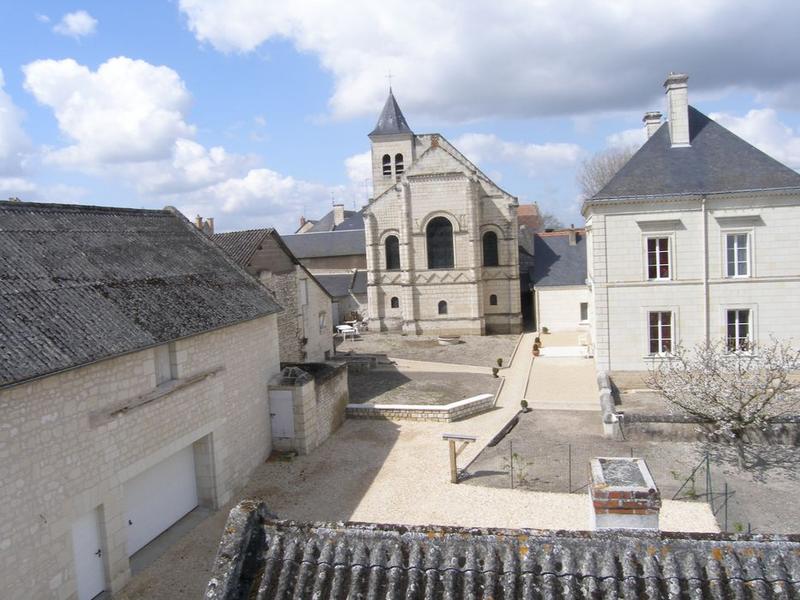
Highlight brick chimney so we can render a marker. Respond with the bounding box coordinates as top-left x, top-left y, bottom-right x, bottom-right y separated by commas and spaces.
193, 215, 214, 235
333, 203, 345, 226
664, 73, 690, 147
643, 111, 663, 139
568, 225, 577, 246
589, 457, 661, 530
